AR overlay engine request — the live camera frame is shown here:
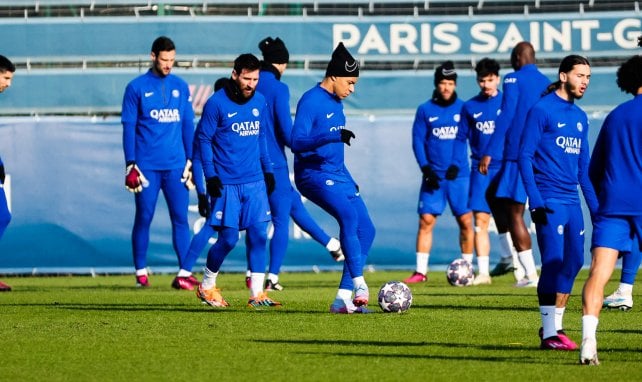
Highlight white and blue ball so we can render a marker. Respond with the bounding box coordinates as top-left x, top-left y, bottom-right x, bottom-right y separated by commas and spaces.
377, 281, 412, 313
446, 258, 475, 287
